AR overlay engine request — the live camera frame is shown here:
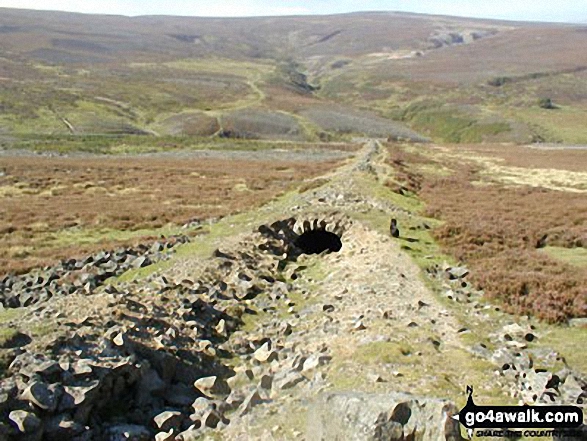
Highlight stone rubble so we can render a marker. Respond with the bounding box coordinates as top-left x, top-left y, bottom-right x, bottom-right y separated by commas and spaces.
0, 235, 190, 309
0, 140, 584, 440
0, 209, 356, 439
